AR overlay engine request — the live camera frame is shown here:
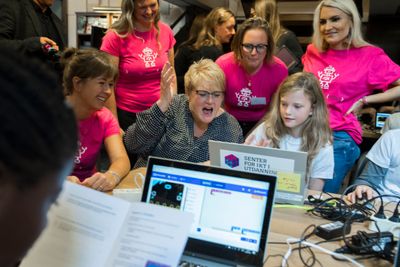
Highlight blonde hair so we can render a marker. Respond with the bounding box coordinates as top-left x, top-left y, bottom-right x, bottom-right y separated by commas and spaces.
176, 14, 206, 56
231, 17, 274, 64
312, 0, 370, 51
193, 7, 235, 50
253, 0, 284, 44
263, 72, 332, 175
110, 0, 160, 45
184, 59, 225, 95
61, 48, 118, 96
